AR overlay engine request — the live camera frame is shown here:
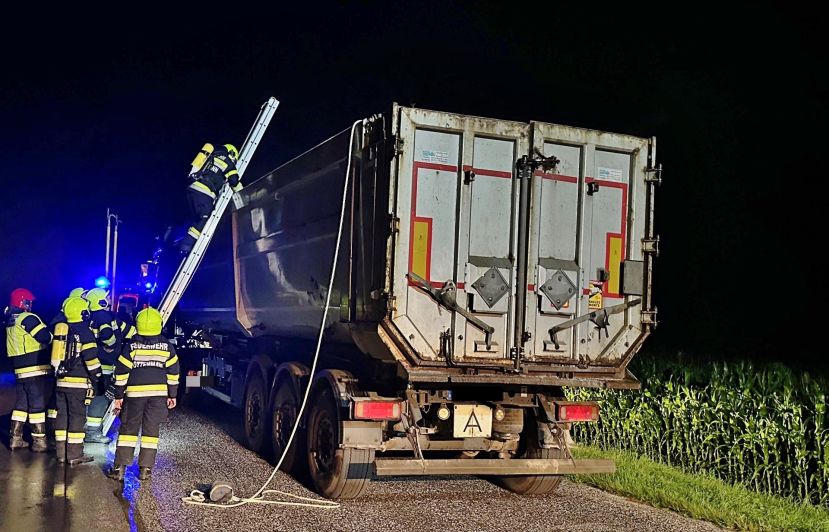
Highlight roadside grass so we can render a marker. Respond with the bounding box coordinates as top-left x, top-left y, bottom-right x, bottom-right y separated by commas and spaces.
571, 446, 829, 531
